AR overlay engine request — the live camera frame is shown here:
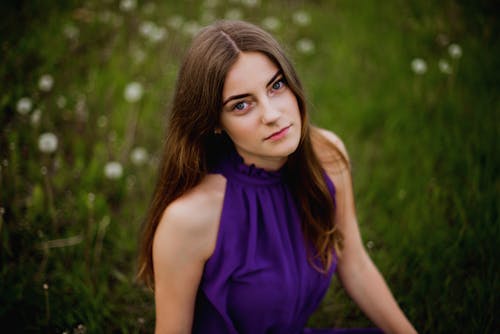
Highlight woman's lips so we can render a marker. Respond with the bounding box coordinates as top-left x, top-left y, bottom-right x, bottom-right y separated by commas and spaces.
264, 125, 292, 141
